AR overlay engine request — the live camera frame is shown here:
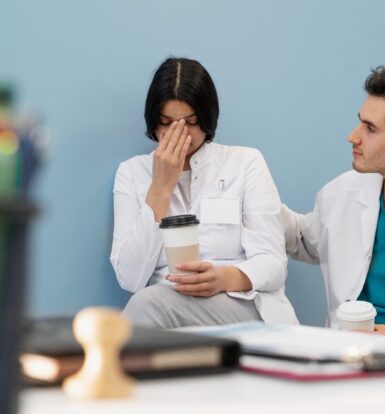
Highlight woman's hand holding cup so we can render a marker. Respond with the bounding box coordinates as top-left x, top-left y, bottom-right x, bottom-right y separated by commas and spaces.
166, 262, 252, 297
166, 261, 227, 297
